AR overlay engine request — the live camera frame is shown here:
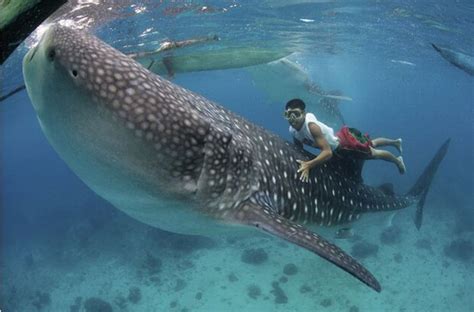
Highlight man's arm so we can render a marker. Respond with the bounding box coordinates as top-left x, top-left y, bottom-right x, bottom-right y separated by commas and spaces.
295, 122, 334, 182
307, 122, 333, 167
